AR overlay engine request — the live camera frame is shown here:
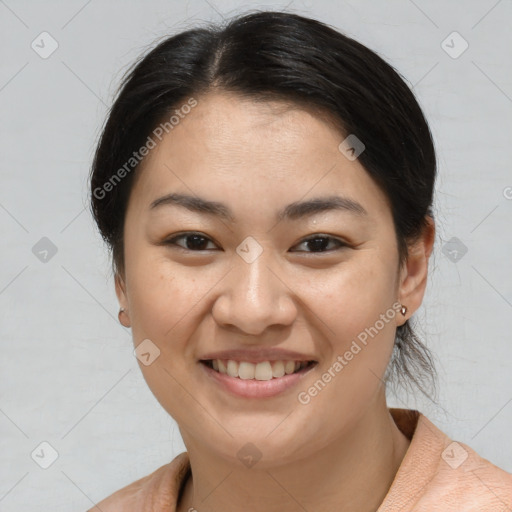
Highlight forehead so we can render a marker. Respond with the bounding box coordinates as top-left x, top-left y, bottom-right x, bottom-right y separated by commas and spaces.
128, 91, 391, 222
